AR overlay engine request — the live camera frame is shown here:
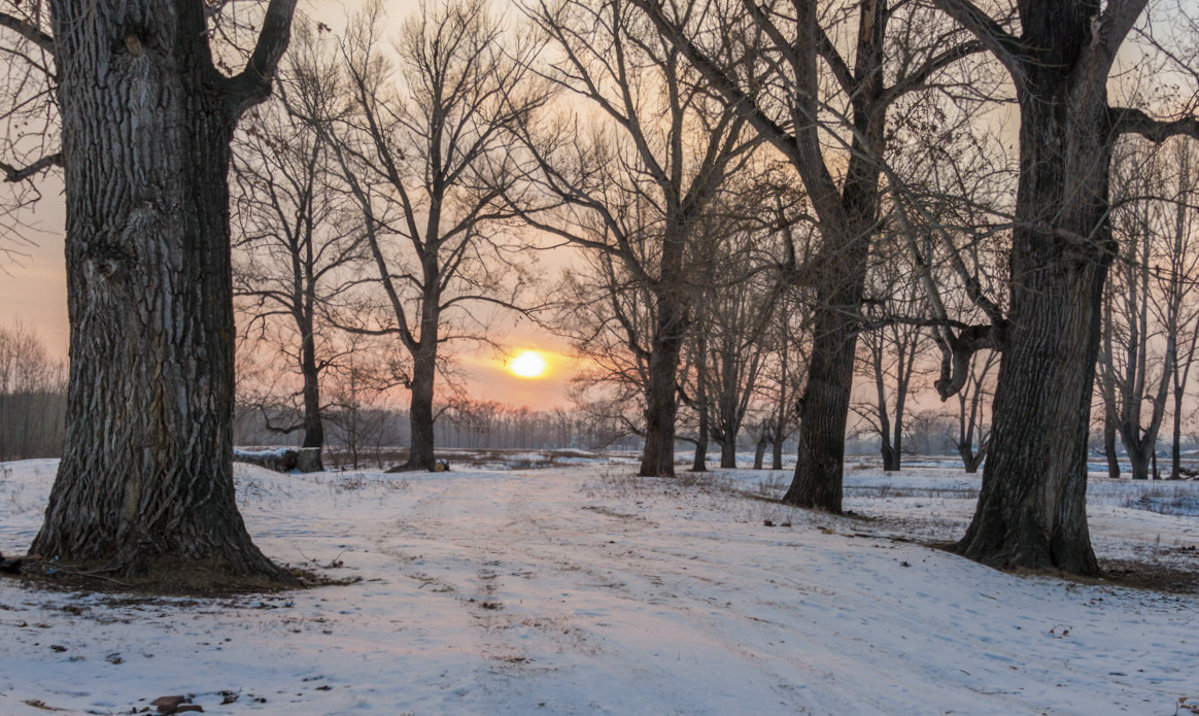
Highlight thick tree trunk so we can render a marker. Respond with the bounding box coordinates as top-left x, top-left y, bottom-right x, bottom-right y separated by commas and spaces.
782, 281, 865, 512
954, 69, 1110, 576
406, 351, 437, 470
31, 1, 291, 581
781, 0, 881, 511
